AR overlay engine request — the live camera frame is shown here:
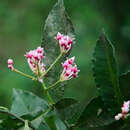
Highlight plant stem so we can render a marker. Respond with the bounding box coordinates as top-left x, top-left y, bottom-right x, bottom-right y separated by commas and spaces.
42, 82, 54, 105
33, 107, 52, 122
46, 80, 61, 90
13, 68, 37, 81
41, 52, 63, 78
0, 106, 9, 111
